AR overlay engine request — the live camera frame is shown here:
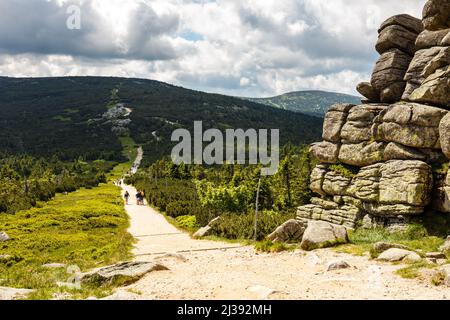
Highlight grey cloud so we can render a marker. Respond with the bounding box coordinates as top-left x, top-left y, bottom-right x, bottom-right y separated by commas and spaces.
0, 0, 179, 61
